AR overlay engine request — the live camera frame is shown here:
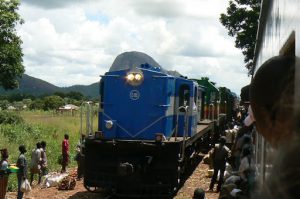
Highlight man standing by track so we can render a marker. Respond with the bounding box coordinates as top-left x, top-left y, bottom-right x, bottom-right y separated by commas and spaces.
208, 136, 231, 192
